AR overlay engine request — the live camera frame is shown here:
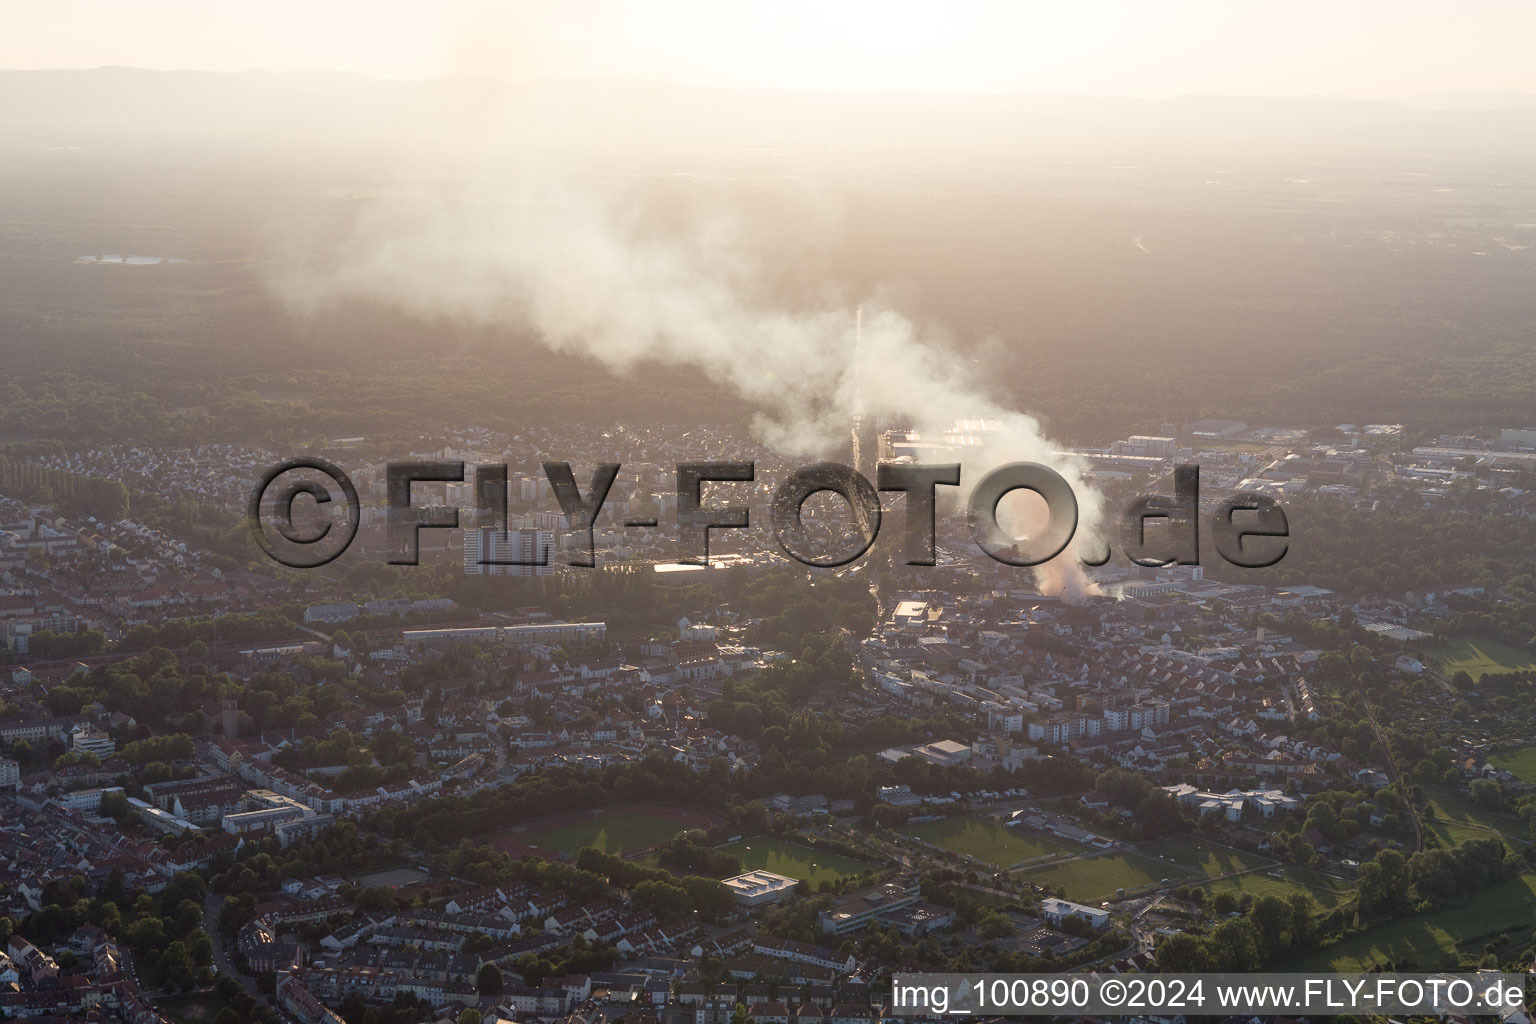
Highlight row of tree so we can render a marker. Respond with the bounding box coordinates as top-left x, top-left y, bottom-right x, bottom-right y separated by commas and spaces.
1155, 892, 1320, 972
574, 846, 736, 923
0, 455, 129, 522
1355, 838, 1519, 921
